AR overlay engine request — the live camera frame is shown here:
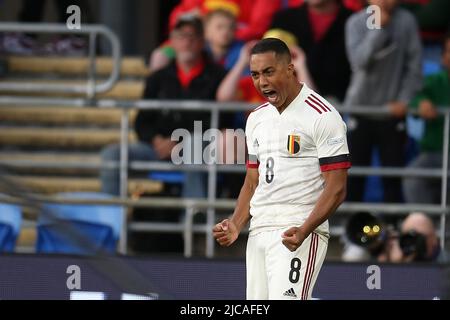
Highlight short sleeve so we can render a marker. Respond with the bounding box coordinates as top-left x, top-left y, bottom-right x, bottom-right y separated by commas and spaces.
245, 114, 259, 169
312, 113, 351, 172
